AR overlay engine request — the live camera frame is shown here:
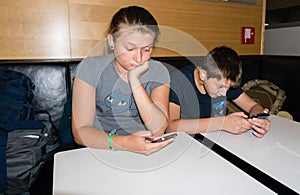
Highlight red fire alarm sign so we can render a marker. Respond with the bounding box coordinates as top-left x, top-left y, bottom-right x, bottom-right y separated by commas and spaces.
241, 27, 255, 44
